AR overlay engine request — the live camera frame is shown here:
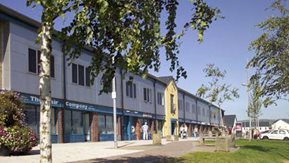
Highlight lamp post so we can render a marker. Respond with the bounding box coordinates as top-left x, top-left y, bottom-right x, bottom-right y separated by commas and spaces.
112, 56, 118, 148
